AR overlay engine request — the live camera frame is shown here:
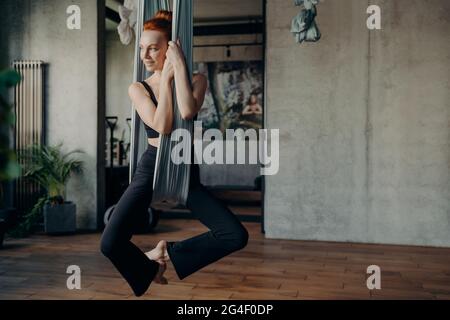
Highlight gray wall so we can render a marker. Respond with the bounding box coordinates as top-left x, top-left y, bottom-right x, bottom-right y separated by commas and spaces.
0, 0, 100, 229
265, 0, 450, 247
